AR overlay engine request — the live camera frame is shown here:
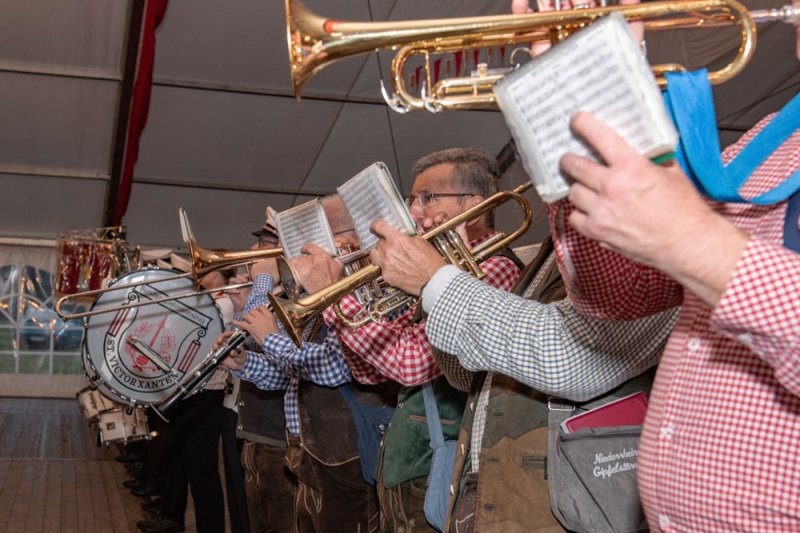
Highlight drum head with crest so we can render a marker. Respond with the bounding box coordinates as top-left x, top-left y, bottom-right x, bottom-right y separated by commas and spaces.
83, 268, 223, 405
